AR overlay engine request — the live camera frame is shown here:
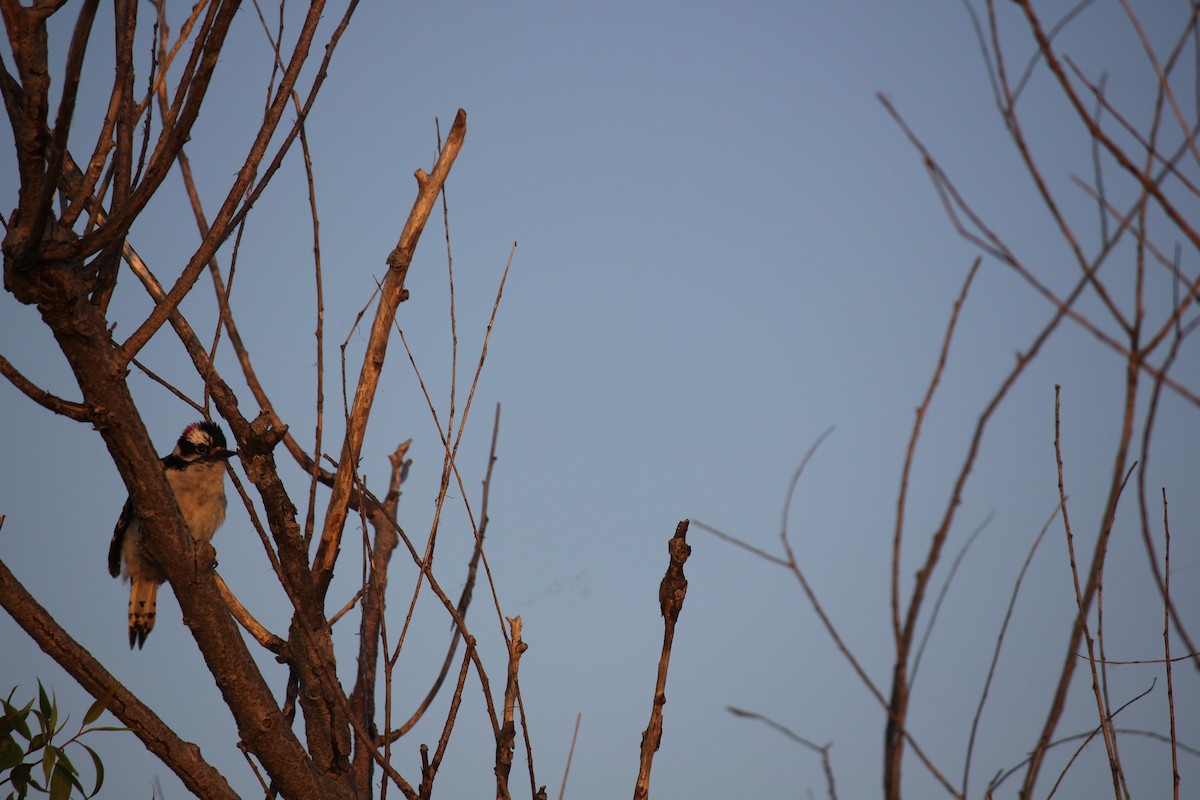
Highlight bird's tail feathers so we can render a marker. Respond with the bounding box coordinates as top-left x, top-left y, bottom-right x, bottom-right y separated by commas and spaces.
128, 578, 158, 649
